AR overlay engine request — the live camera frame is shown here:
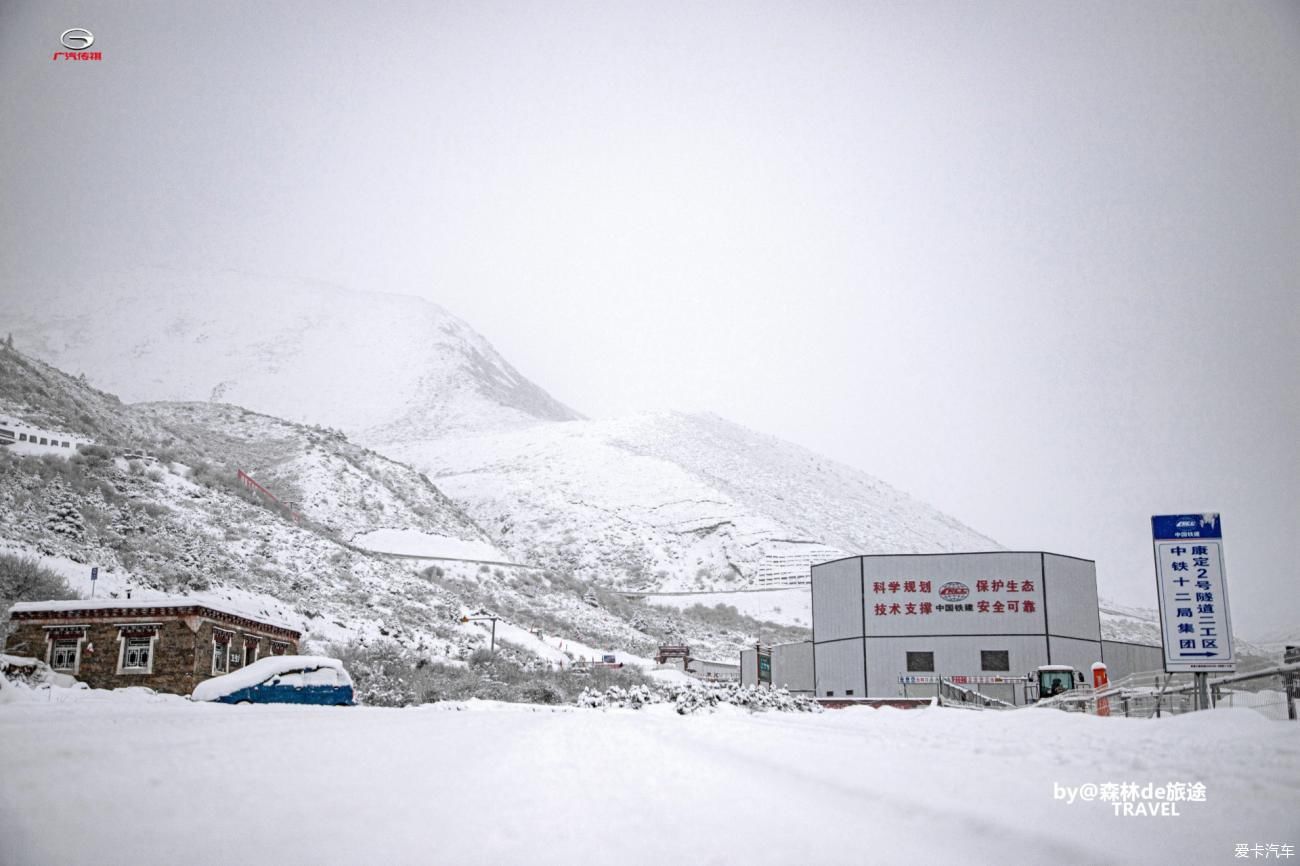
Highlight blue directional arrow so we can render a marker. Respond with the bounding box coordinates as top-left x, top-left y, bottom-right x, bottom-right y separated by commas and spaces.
1179, 652, 1219, 657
